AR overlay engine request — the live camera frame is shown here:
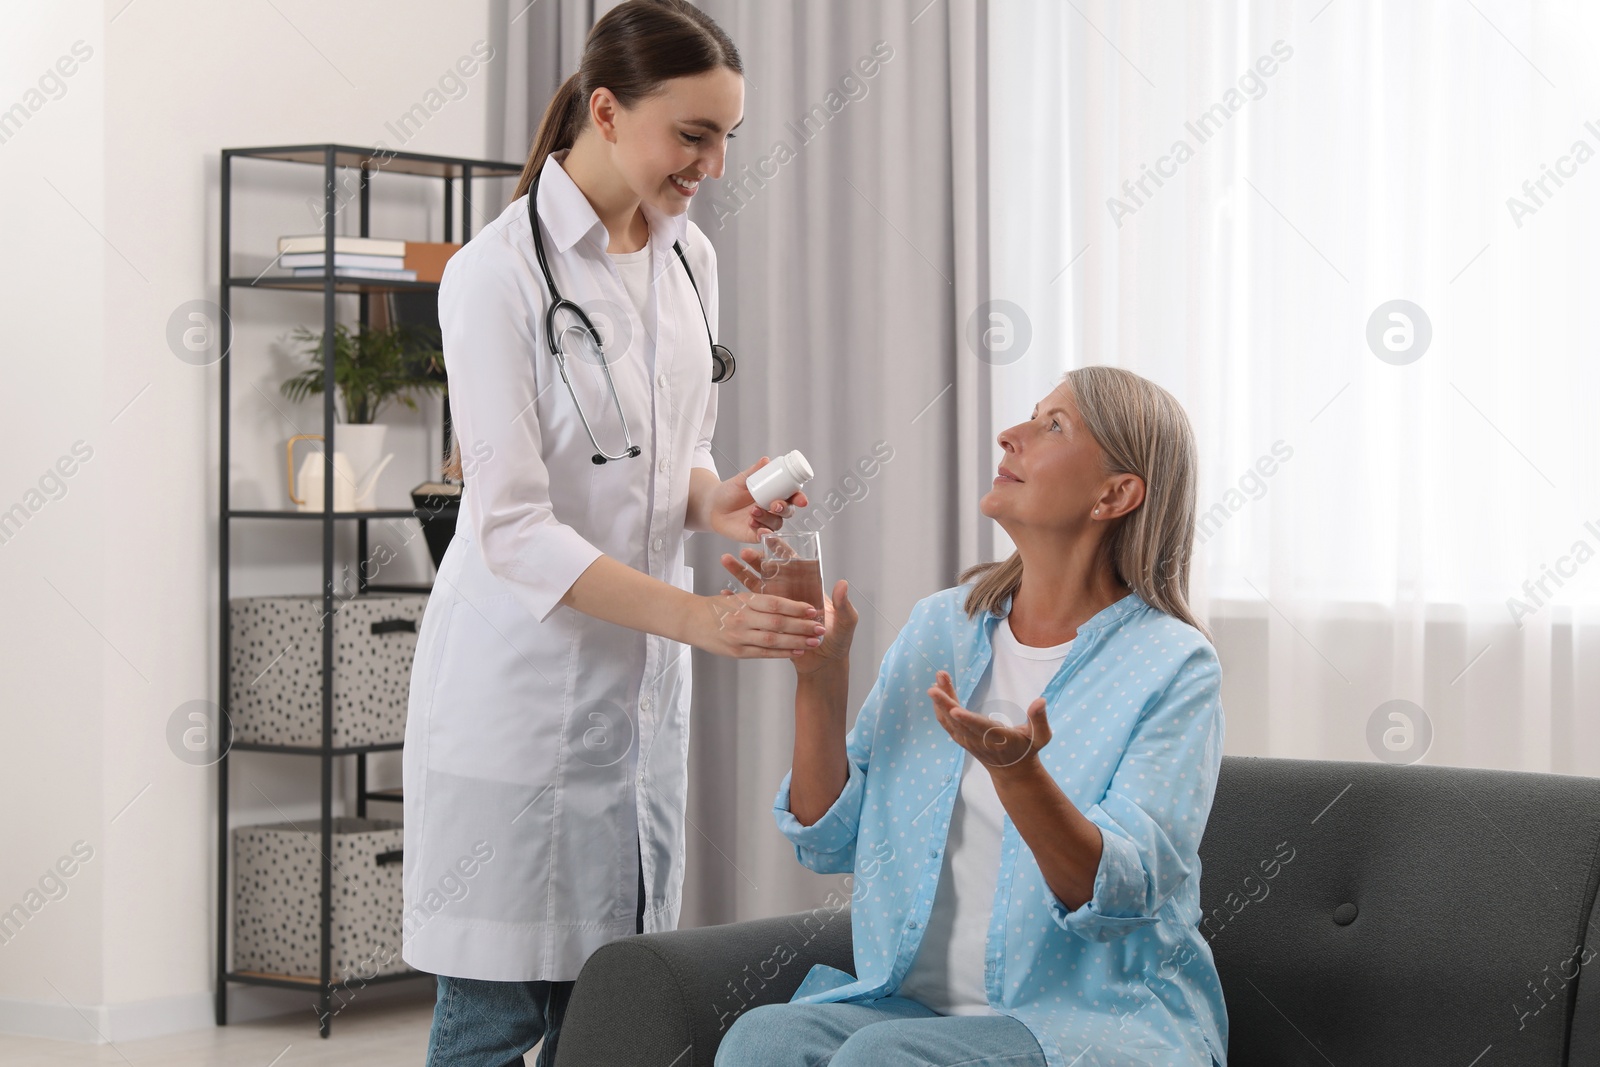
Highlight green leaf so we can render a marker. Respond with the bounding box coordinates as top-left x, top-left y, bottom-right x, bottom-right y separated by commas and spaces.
280, 321, 447, 424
